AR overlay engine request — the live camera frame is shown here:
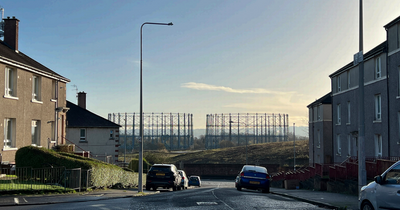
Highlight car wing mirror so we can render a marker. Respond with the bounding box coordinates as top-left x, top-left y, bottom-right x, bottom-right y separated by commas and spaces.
374, 175, 383, 184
